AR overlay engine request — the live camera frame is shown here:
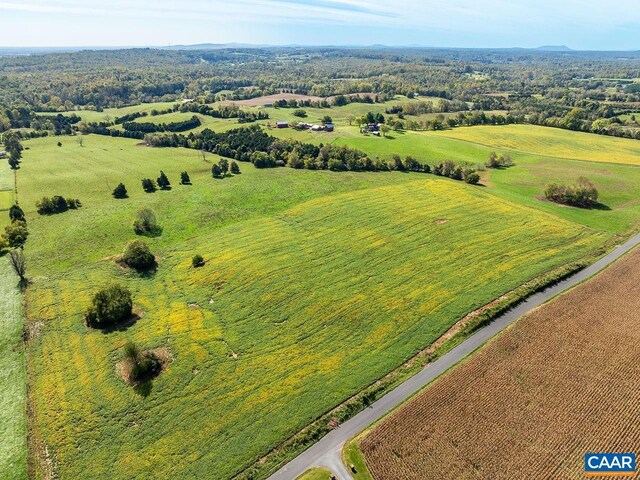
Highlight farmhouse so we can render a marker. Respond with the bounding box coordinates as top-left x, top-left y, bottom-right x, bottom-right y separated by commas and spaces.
276, 121, 289, 128
325, 123, 335, 132
311, 124, 324, 131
